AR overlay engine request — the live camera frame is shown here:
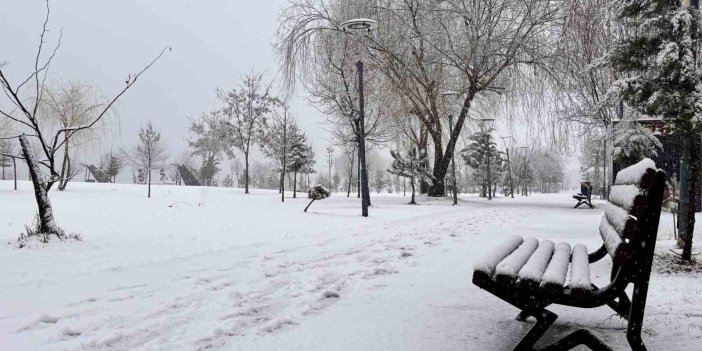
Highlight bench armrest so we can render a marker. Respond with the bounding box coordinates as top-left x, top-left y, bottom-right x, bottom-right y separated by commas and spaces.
588, 244, 608, 263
